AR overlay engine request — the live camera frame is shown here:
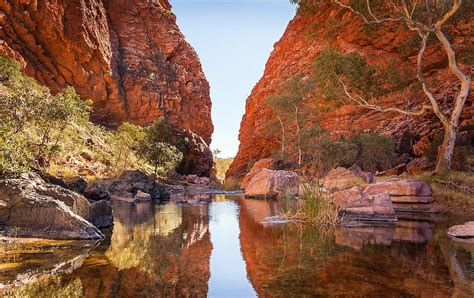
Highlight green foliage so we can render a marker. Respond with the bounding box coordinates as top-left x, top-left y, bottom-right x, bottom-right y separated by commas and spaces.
0, 56, 183, 177
296, 183, 340, 226
109, 123, 146, 173
305, 132, 396, 174
265, 74, 315, 163
138, 121, 183, 175
350, 132, 397, 172
312, 47, 378, 105
310, 135, 358, 171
